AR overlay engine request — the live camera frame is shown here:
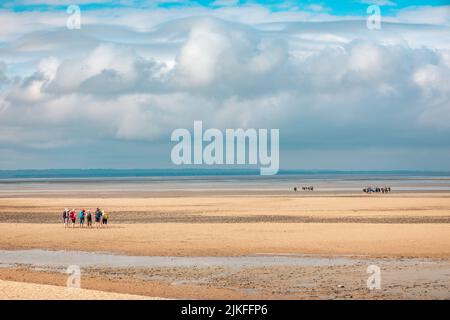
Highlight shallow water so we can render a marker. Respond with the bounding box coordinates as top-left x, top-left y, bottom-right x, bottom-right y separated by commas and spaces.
0, 249, 362, 269
1, 173, 450, 193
